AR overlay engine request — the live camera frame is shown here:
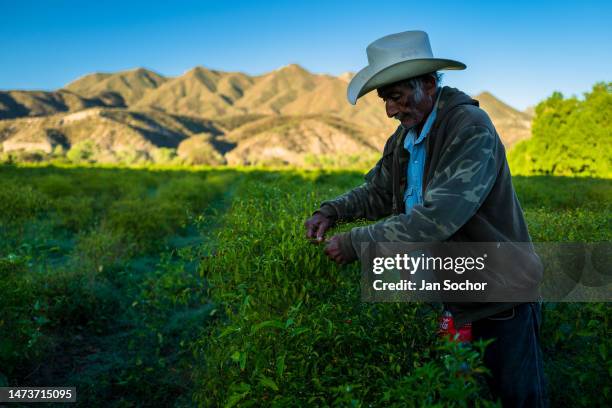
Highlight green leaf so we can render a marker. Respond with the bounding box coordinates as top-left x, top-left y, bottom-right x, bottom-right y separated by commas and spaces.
230, 351, 241, 362
218, 326, 240, 338
276, 353, 286, 378
291, 327, 311, 337
225, 392, 249, 408
239, 352, 247, 370
251, 320, 285, 333
599, 343, 607, 360
259, 375, 279, 391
